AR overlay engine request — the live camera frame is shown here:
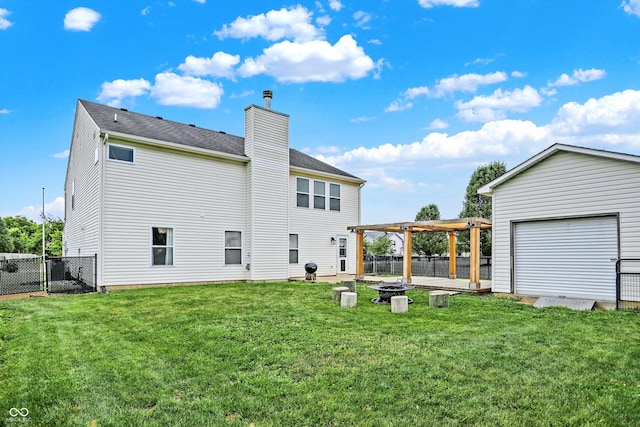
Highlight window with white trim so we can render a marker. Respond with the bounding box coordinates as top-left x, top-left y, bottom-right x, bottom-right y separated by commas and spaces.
225, 231, 242, 265
289, 234, 299, 264
329, 183, 340, 212
108, 144, 134, 163
296, 177, 309, 208
152, 227, 173, 266
313, 180, 326, 210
